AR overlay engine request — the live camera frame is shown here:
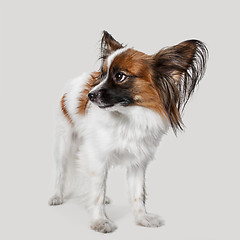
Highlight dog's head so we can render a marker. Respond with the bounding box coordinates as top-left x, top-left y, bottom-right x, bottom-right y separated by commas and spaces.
88, 31, 208, 131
